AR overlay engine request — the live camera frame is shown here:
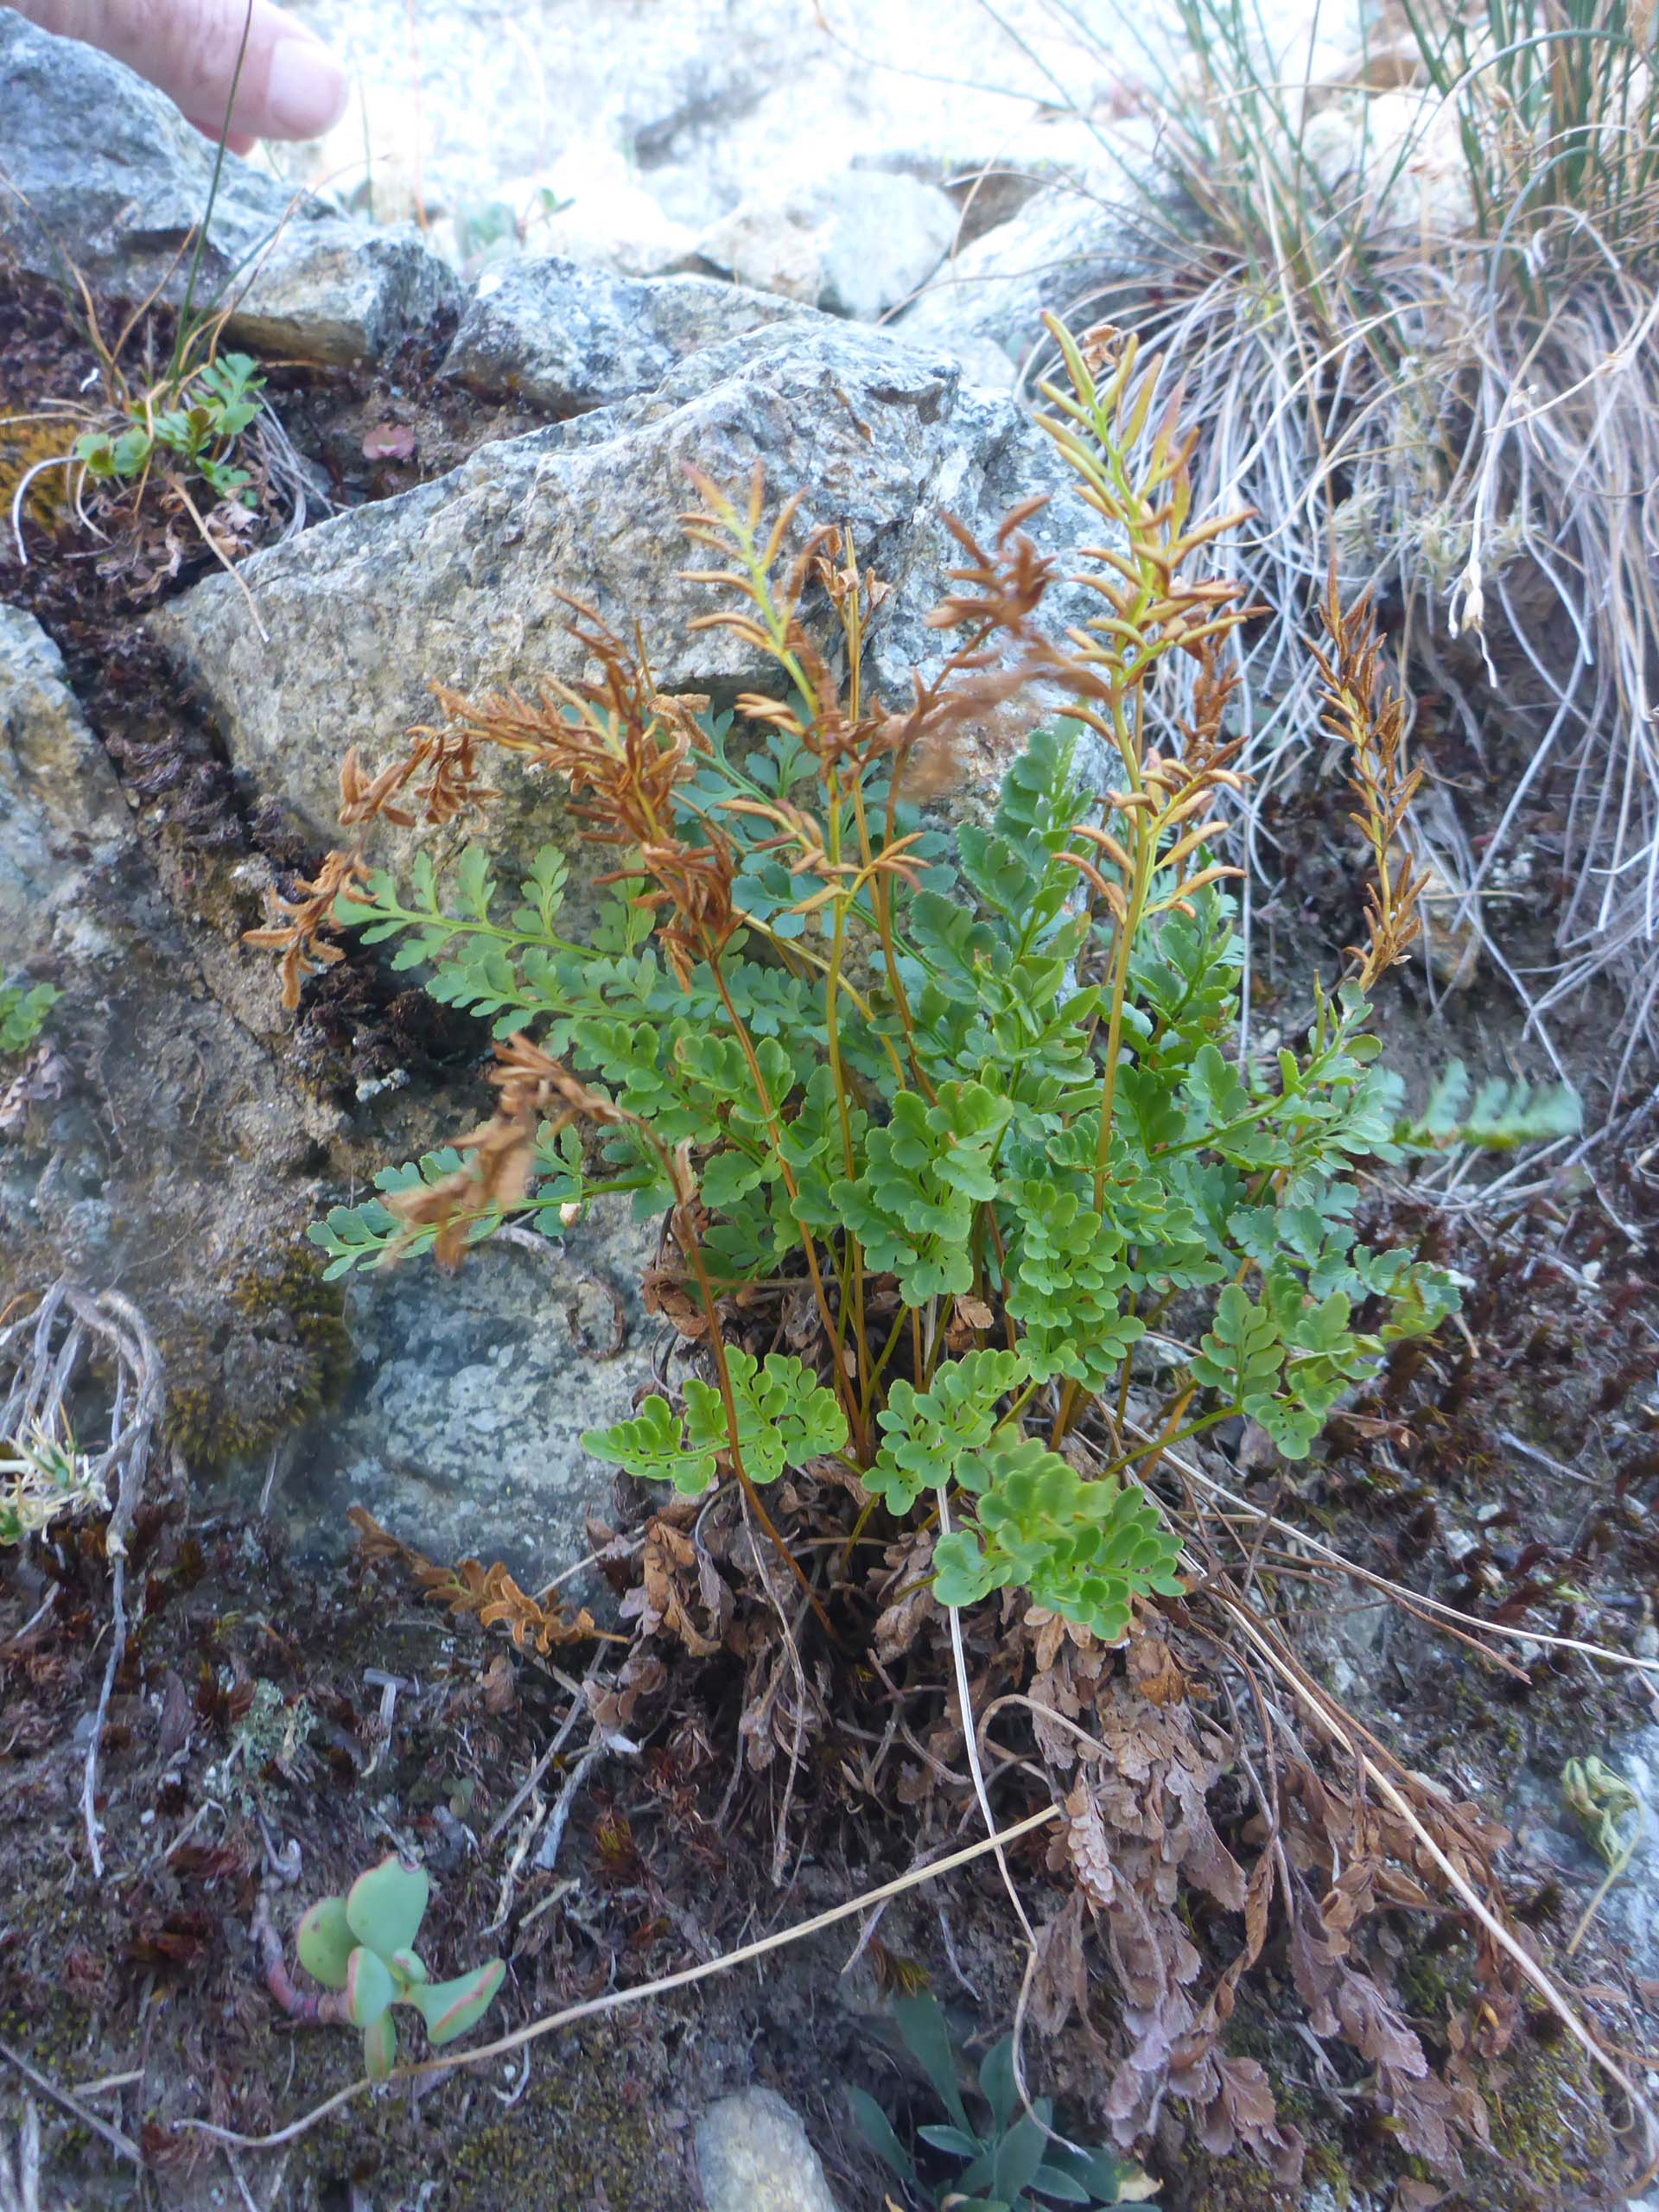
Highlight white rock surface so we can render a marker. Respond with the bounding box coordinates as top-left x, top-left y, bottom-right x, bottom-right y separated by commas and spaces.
696, 2088, 844, 2212
1300, 87, 1478, 238
270, 0, 1353, 288
690, 170, 960, 321
898, 175, 1164, 385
